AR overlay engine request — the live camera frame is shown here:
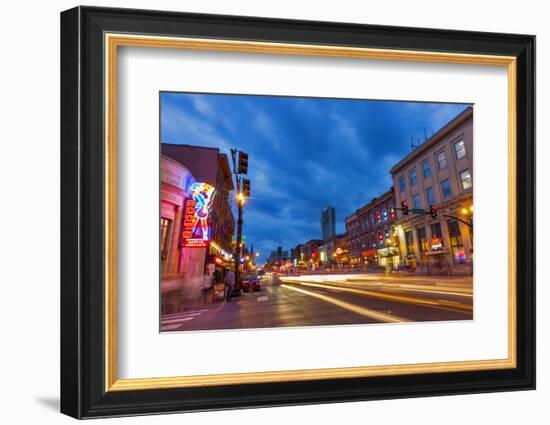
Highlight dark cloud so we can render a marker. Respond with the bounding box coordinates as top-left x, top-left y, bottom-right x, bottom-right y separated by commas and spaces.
161, 92, 470, 262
